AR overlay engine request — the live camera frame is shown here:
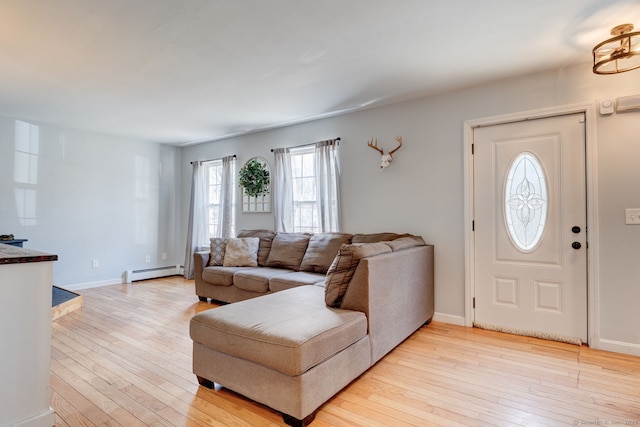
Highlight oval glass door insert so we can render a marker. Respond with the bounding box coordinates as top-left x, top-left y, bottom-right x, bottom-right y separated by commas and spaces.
504, 151, 548, 252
